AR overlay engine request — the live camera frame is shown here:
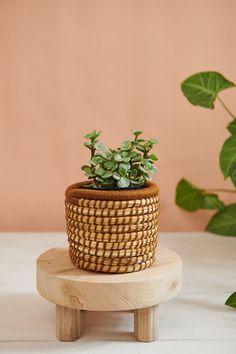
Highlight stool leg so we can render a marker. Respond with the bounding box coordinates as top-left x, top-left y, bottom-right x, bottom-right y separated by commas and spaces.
56, 305, 81, 341
134, 305, 158, 342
